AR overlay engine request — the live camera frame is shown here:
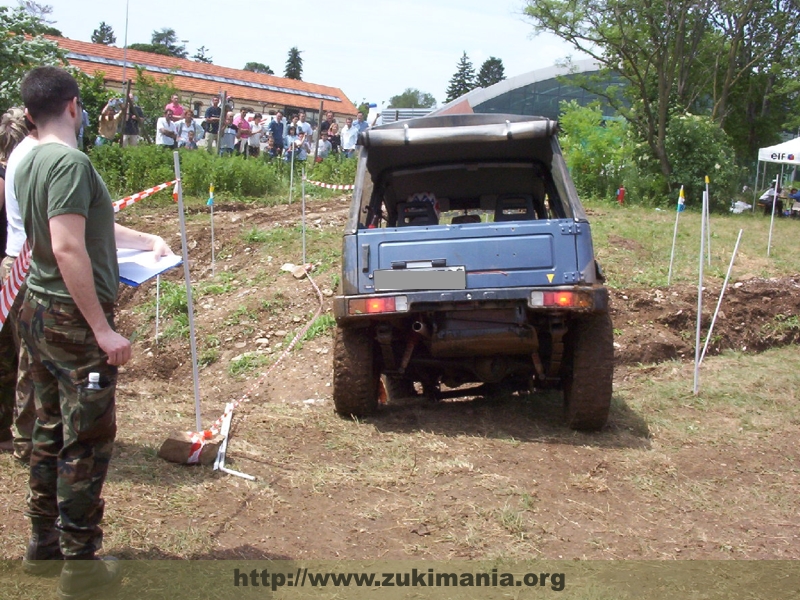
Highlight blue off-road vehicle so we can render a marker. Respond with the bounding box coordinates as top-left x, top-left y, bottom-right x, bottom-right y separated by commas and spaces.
332, 114, 613, 430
